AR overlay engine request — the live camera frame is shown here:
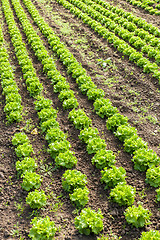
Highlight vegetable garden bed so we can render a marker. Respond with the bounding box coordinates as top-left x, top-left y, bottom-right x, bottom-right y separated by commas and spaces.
0, 0, 160, 239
